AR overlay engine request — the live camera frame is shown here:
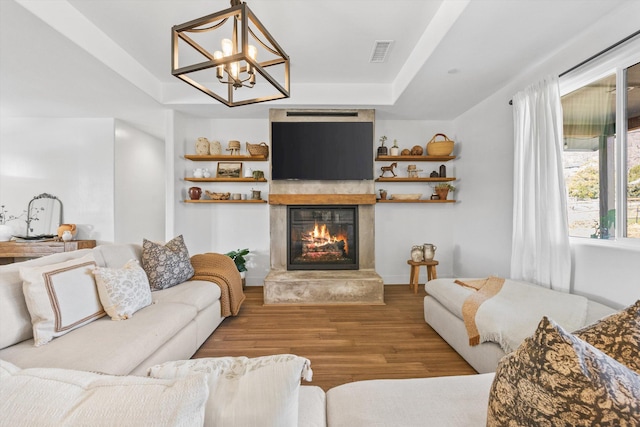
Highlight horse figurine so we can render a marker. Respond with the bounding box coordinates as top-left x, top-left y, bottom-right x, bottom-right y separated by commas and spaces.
380, 162, 397, 177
